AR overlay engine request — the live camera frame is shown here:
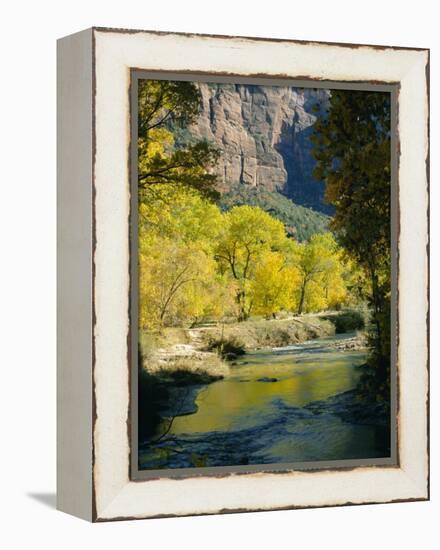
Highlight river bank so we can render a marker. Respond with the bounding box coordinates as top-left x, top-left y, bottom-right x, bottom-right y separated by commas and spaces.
139, 314, 344, 375
138, 327, 388, 470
